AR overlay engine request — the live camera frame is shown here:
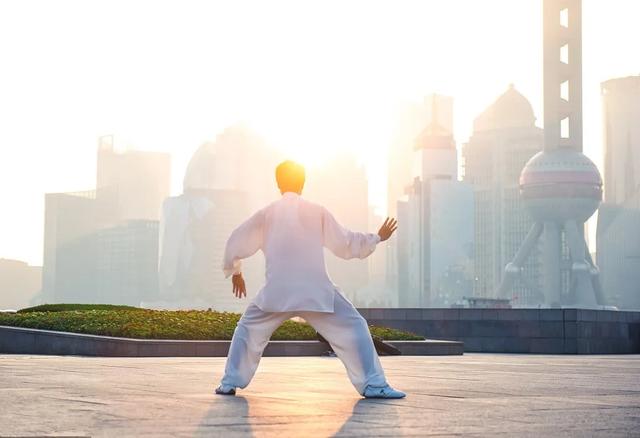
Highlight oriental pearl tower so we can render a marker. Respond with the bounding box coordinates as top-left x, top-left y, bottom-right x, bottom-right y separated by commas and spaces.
498, 0, 605, 307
